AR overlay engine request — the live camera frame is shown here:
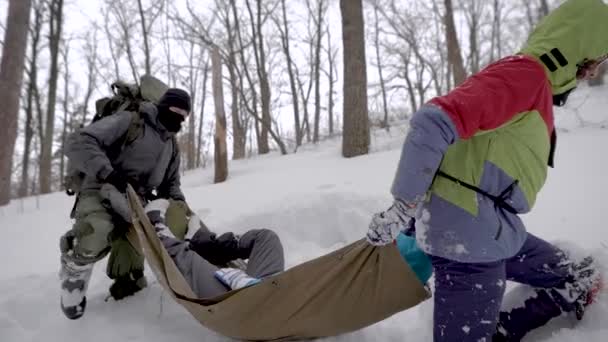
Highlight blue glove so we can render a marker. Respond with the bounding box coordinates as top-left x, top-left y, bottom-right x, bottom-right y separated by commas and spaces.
366, 199, 417, 246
